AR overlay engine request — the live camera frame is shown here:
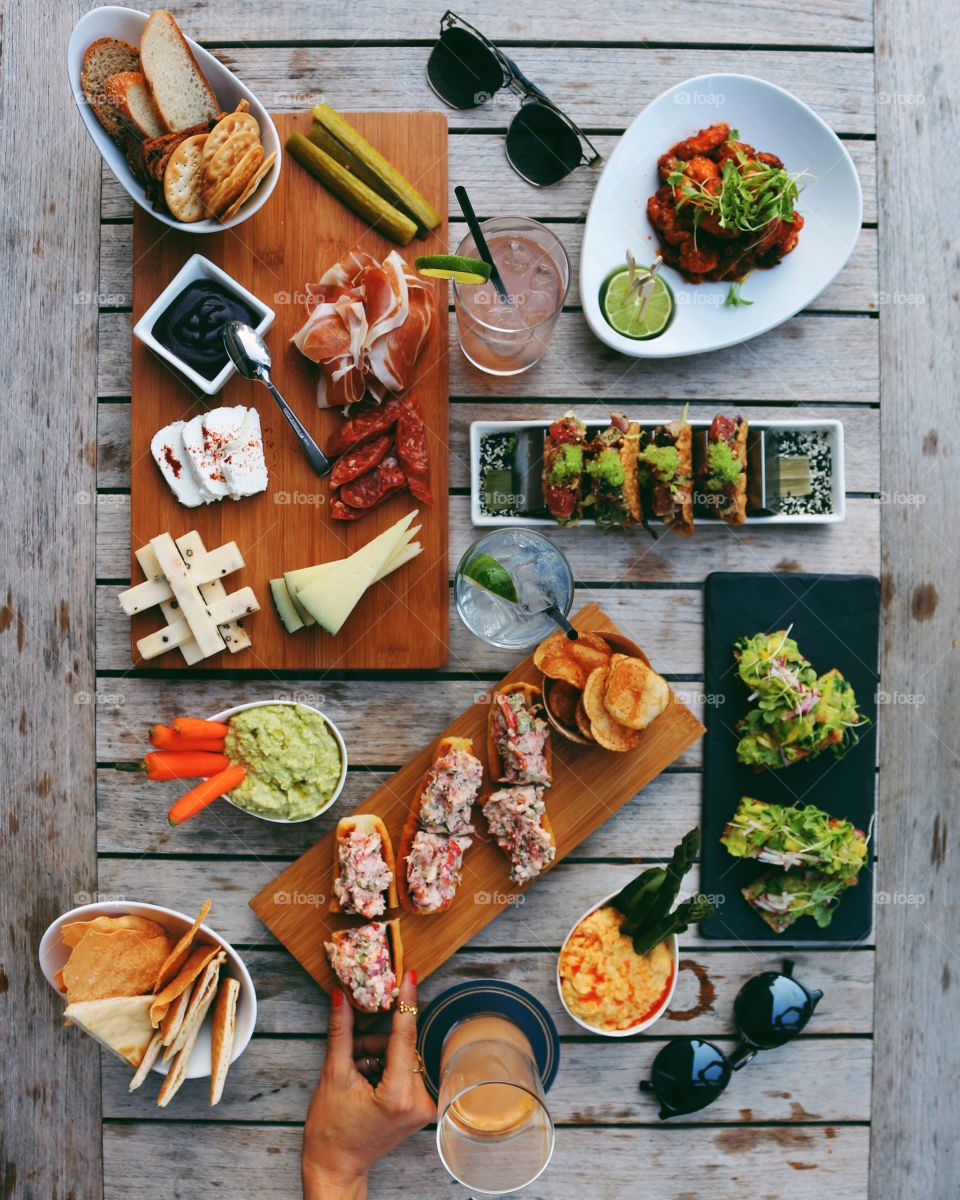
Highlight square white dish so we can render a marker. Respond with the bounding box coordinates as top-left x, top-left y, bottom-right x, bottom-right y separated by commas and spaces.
470, 417, 845, 527
580, 73, 862, 358
133, 253, 275, 395
67, 5, 281, 233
